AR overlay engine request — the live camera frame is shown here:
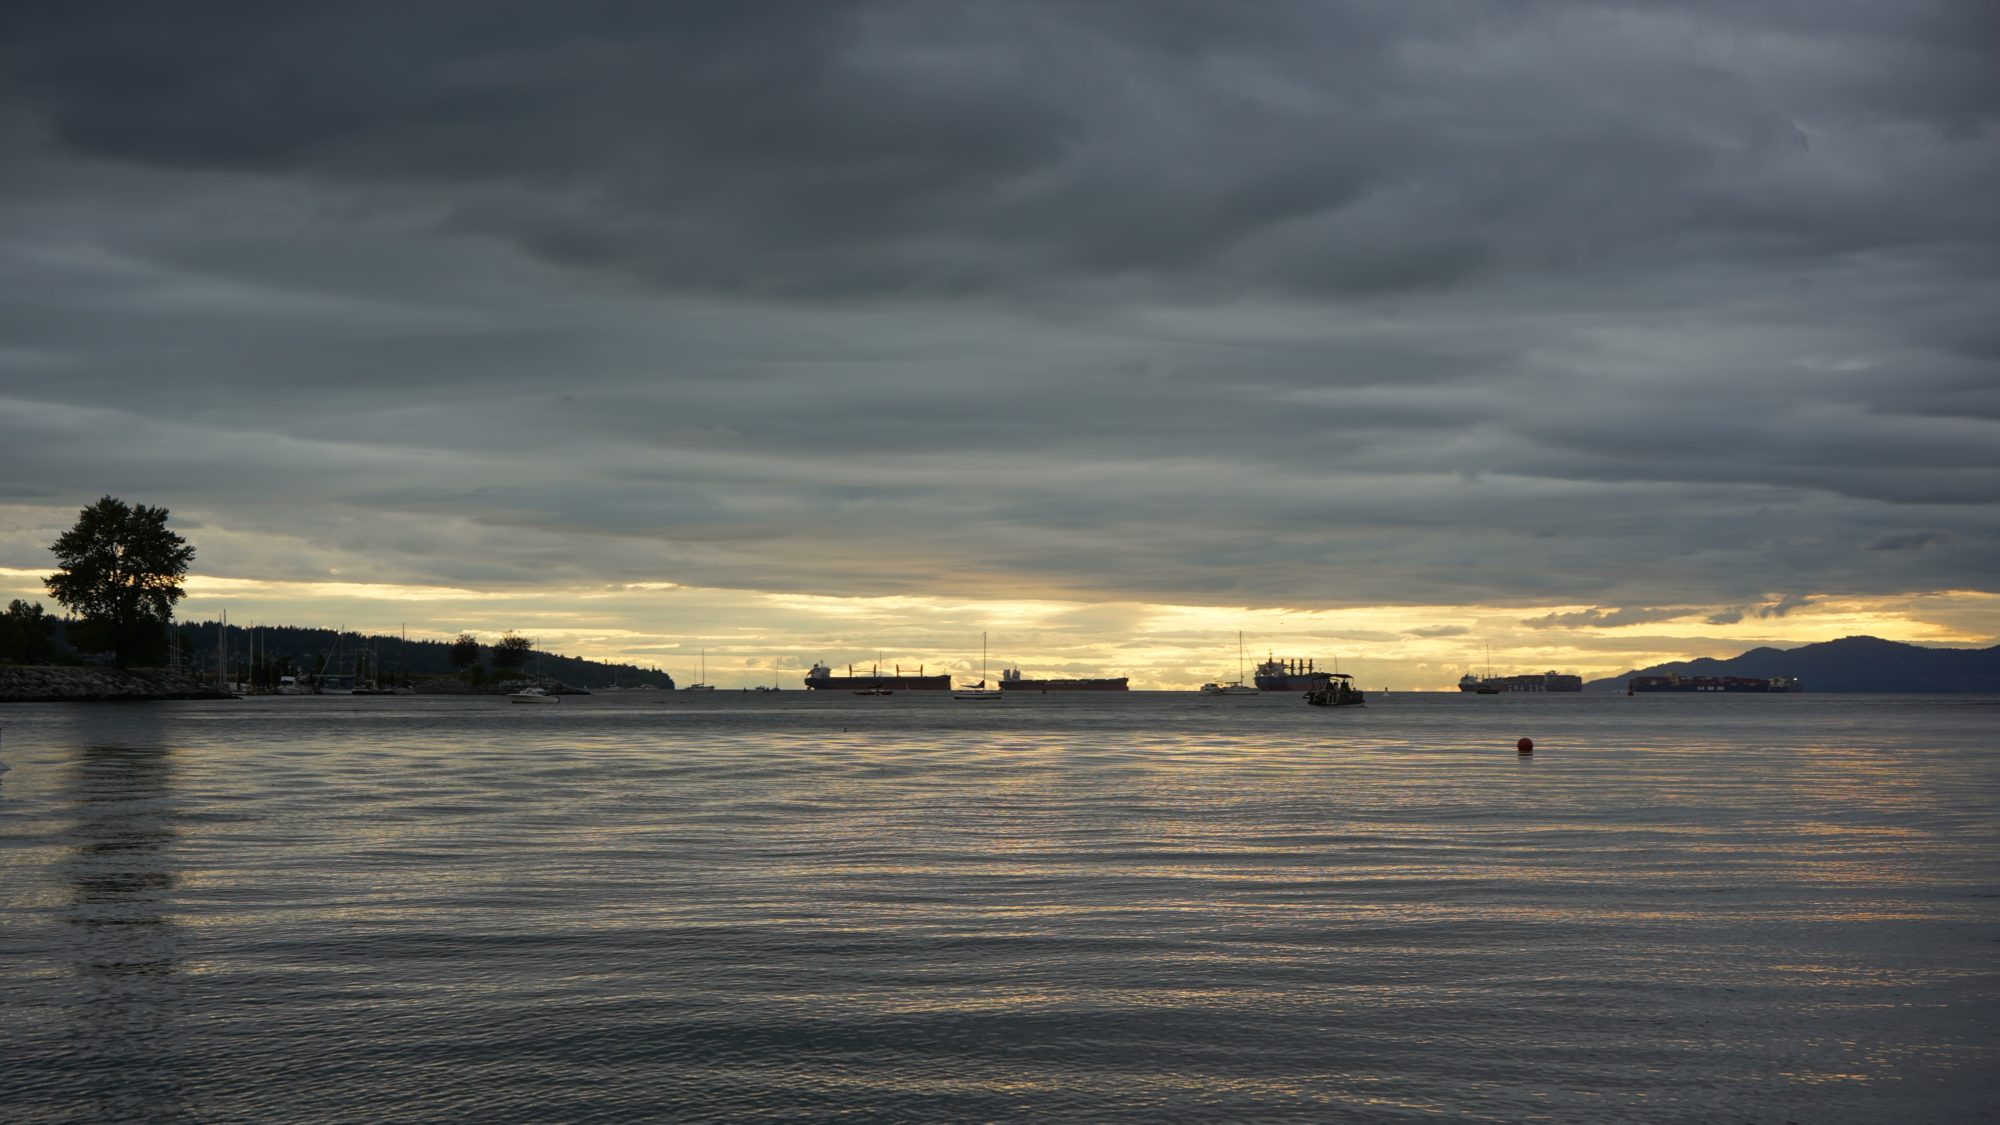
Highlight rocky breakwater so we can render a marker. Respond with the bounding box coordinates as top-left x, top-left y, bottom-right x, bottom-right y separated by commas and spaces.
0, 665, 235, 702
